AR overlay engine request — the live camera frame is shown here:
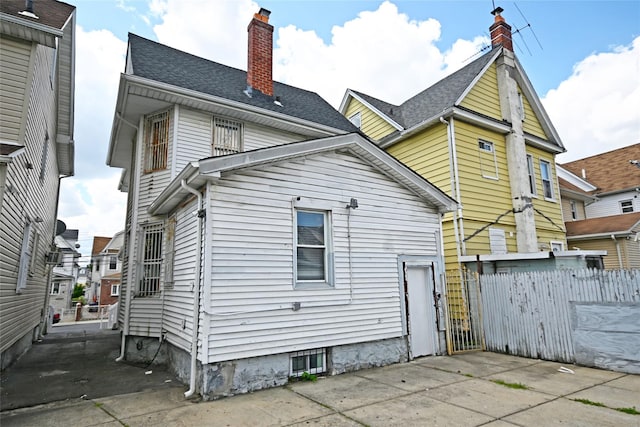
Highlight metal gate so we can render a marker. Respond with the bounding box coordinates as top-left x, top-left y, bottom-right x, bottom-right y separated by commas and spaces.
443, 269, 485, 354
